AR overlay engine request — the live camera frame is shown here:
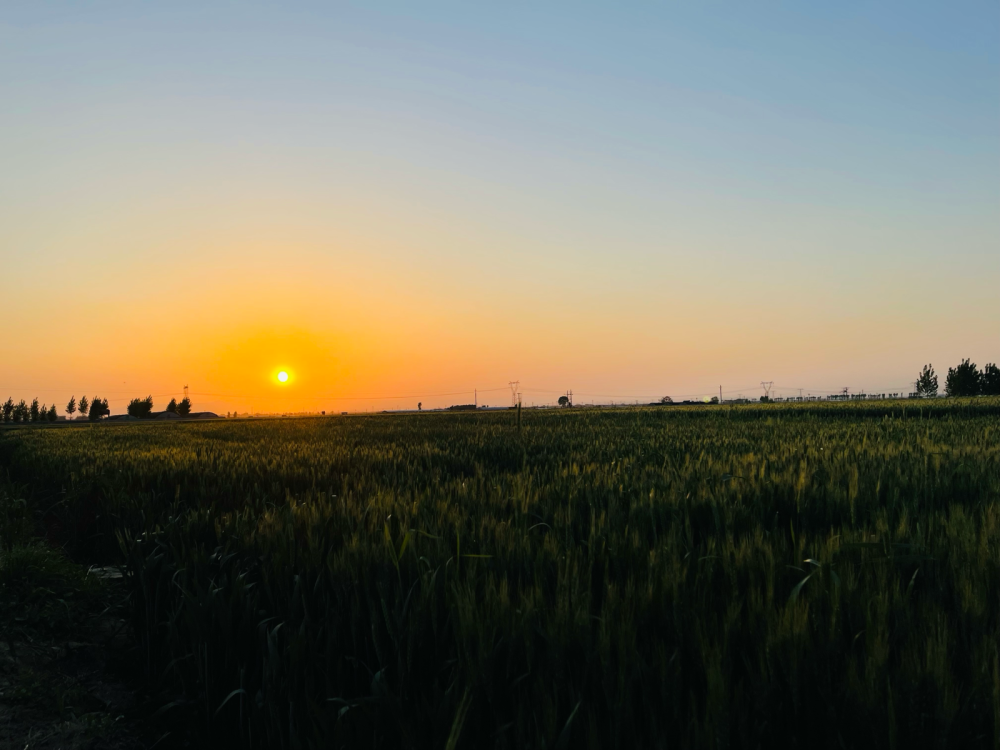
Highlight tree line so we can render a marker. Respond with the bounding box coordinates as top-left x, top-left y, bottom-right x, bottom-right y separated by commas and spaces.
0, 393, 194, 424
125, 395, 192, 418
0, 395, 112, 424
914, 359, 1000, 398
1, 398, 60, 423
